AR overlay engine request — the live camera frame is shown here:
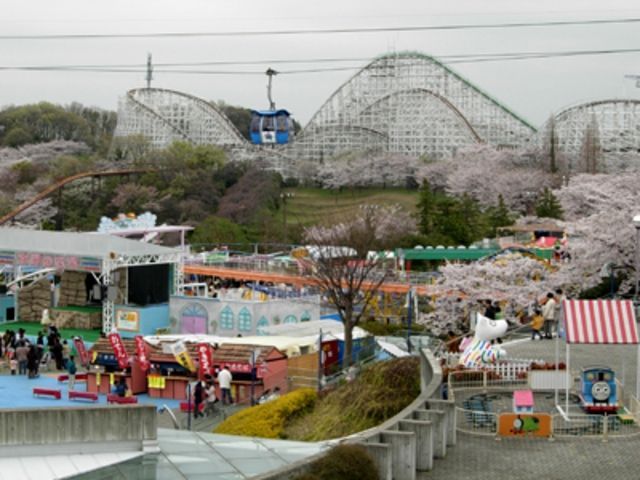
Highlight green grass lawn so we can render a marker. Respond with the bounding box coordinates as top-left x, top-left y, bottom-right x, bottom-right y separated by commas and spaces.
280, 187, 419, 228
0, 321, 102, 342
